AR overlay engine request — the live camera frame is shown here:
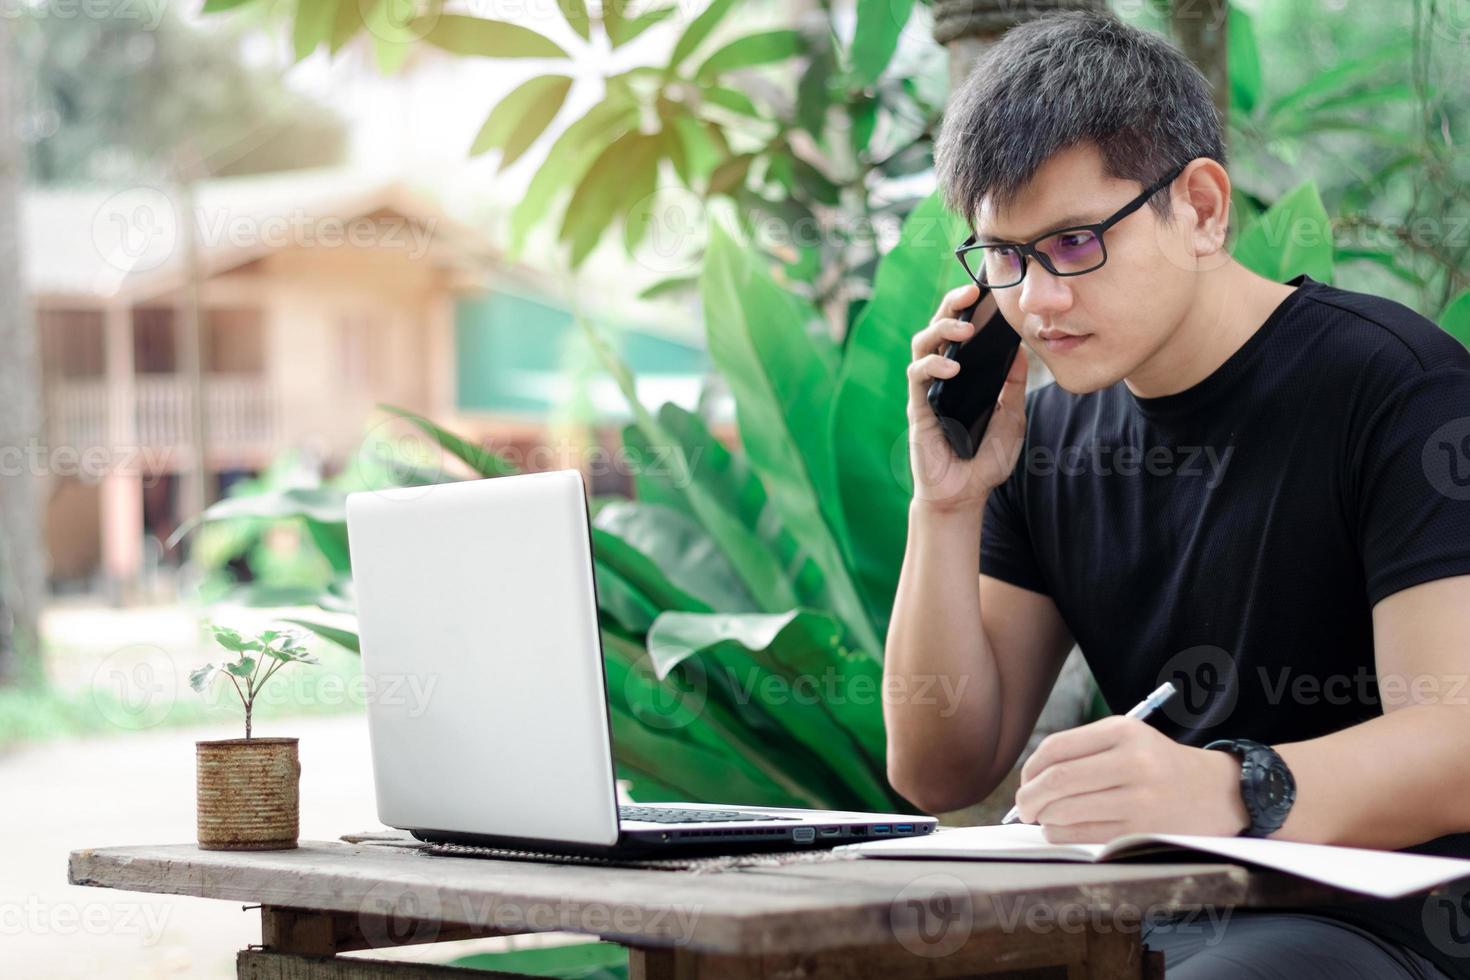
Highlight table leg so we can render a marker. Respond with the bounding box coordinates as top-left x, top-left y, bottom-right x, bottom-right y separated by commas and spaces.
239, 906, 535, 980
